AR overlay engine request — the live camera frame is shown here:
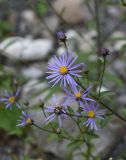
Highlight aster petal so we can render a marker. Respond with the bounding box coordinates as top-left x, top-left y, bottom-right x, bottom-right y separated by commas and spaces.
92, 119, 97, 130
82, 97, 95, 102
46, 73, 60, 79
72, 85, 78, 93
17, 122, 25, 127
64, 88, 74, 97
22, 111, 27, 117
5, 103, 12, 109
66, 54, 73, 65
51, 76, 62, 87
54, 55, 62, 65
45, 113, 56, 124
83, 86, 92, 96
47, 66, 59, 72
68, 56, 78, 68
63, 75, 67, 87
69, 72, 81, 77
66, 74, 76, 86
15, 102, 21, 109
96, 109, 106, 115
58, 116, 62, 128
15, 88, 21, 97
69, 63, 82, 70
48, 75, 61, 83
0, 98, 9, 102
78, 100, 84, 107
52, 94, 58, 105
